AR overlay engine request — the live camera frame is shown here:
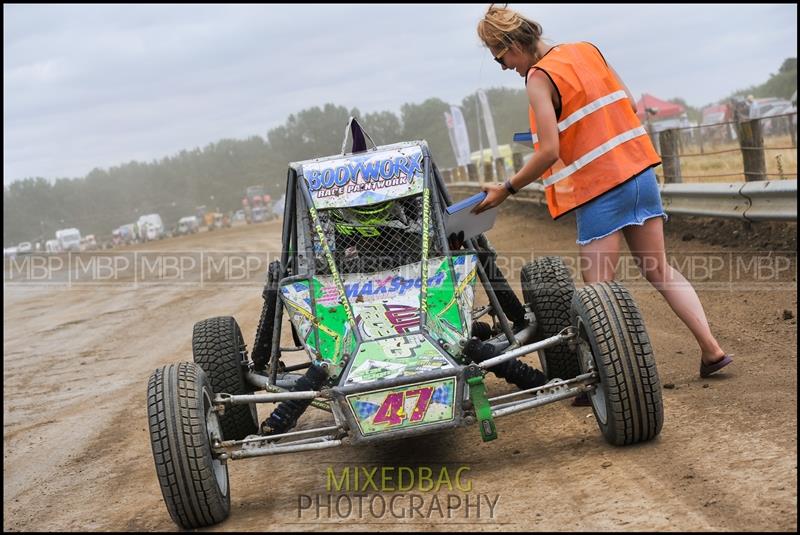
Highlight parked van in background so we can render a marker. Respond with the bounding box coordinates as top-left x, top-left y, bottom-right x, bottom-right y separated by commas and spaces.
176, 216, 200, 235
55, 228, 82, 252
137, 214, 165, 242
